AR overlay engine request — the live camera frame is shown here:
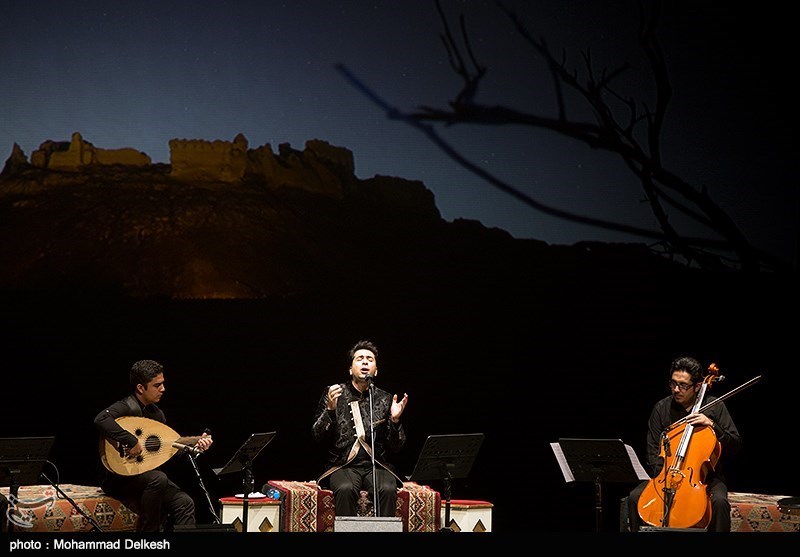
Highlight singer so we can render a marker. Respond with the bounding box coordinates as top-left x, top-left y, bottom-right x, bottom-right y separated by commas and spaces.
625, 356, 741, 532
312, 340, 409, 518
93, 359, 213, 532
